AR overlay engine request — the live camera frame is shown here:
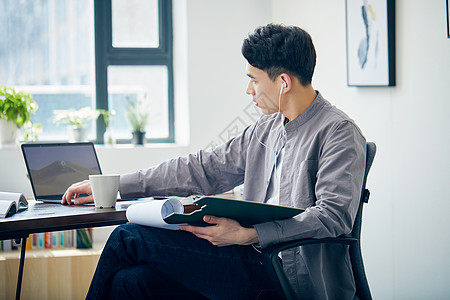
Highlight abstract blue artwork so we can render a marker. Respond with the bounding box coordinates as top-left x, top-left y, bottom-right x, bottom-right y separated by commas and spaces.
346, 0, 395, 86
